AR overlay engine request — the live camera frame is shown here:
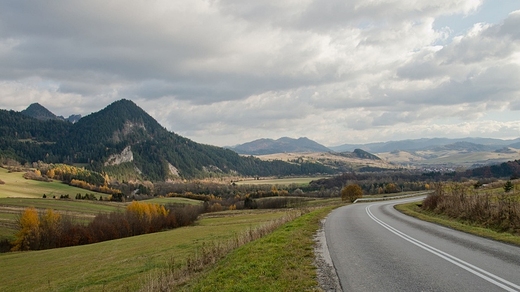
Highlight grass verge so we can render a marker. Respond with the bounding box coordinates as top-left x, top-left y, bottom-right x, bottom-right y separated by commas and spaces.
177, 206, 337, 292
396, 202, 520, 246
